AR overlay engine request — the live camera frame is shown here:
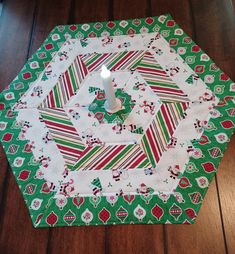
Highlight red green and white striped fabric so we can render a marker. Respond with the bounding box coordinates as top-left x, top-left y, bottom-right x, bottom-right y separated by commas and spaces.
39, 56, 88, 108
141, 102, 189, 167
136, 52, 189, 103
73, 144, 151, 170
39, 107, 85, 169
81, 51, 145, 72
